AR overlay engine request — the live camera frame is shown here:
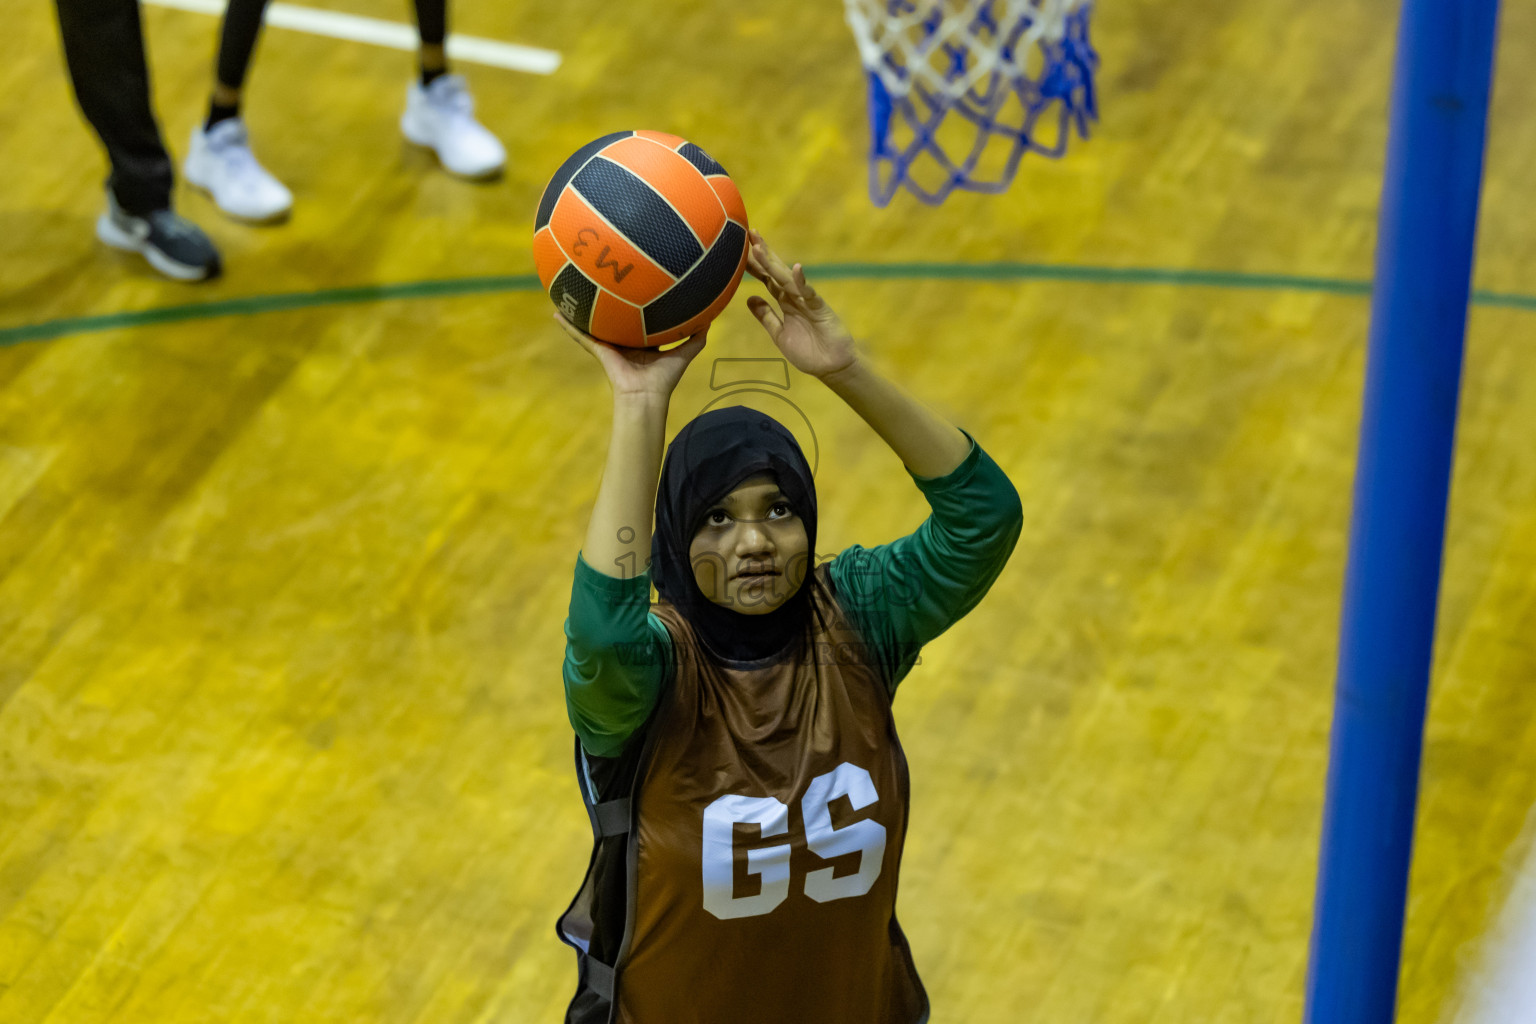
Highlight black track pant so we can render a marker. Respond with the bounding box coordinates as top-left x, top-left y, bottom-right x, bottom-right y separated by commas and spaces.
215, 0, 449, 91
53, 0, 174, 215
